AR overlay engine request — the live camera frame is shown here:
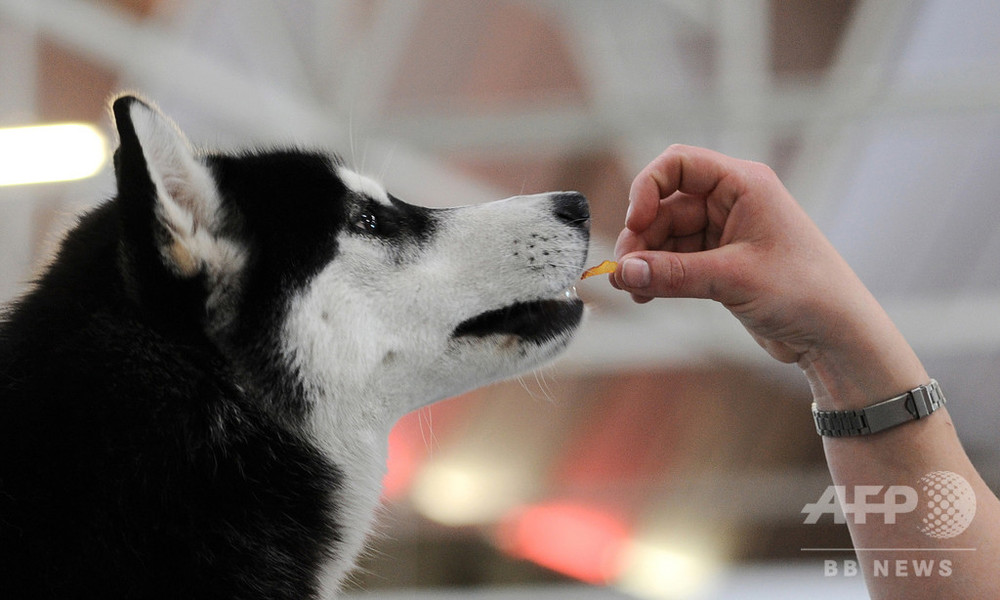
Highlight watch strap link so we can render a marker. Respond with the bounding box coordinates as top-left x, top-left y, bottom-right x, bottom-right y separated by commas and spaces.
812, 380, 946, 437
